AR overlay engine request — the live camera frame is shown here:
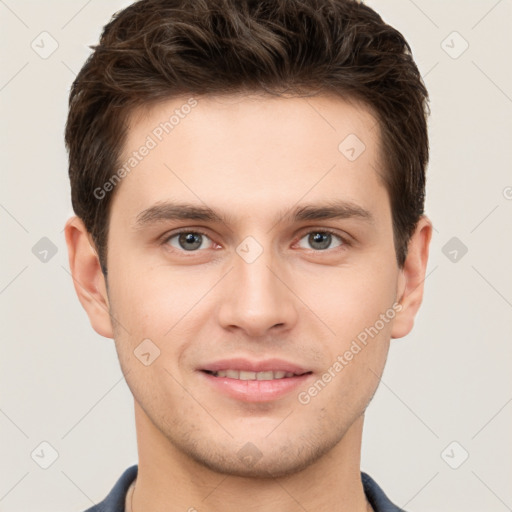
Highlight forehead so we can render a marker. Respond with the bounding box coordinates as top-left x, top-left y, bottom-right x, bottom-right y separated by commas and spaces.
111, 92, 388, 228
